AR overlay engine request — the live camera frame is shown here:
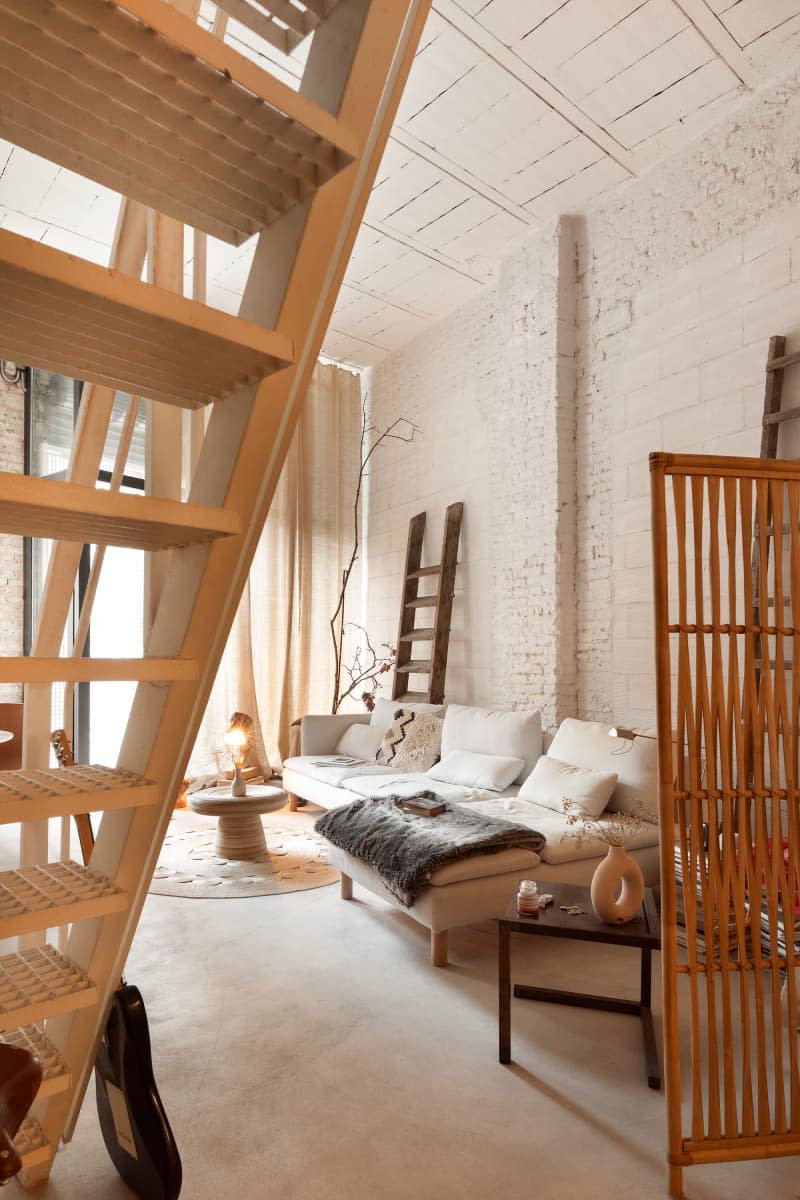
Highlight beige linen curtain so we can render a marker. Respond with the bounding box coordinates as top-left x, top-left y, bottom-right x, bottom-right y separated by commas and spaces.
191, 363, 362, 775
